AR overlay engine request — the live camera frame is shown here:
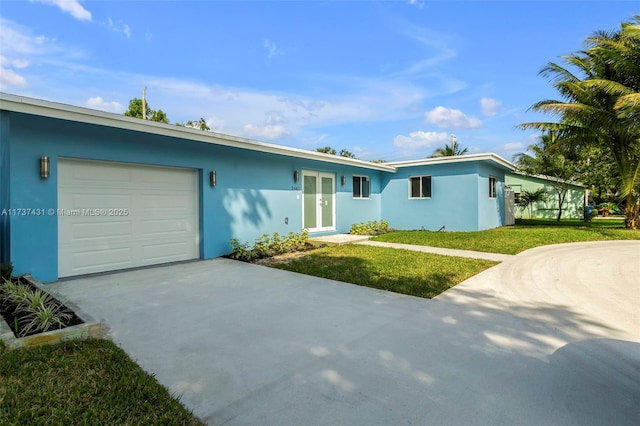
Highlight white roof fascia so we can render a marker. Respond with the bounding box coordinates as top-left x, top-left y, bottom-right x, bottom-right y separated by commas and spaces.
387, 153, 516, 171
510, 170, 586, 187
0, 92, 396, 172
